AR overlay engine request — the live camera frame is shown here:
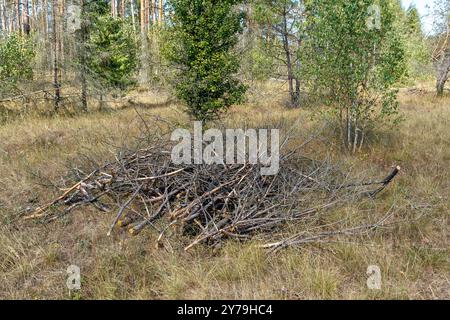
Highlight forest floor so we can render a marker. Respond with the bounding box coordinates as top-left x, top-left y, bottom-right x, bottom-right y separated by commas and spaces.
0, 82, 448, 299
